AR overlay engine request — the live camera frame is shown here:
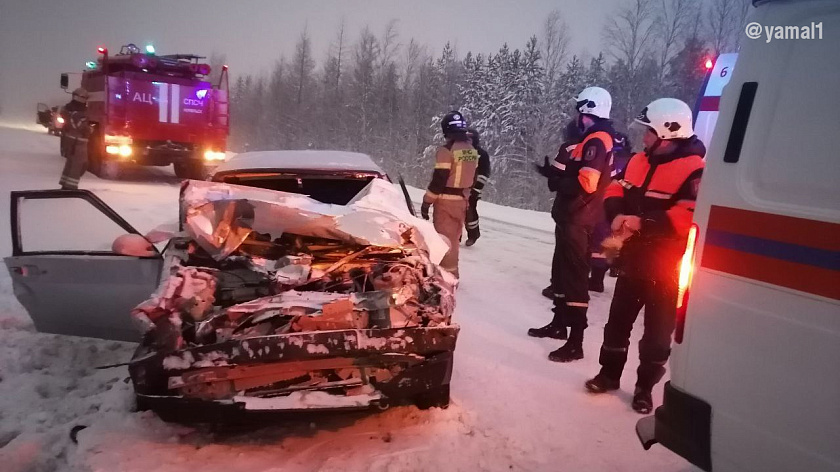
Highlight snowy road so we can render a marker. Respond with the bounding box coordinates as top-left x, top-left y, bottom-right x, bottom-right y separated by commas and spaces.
0, 124, 697, 471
